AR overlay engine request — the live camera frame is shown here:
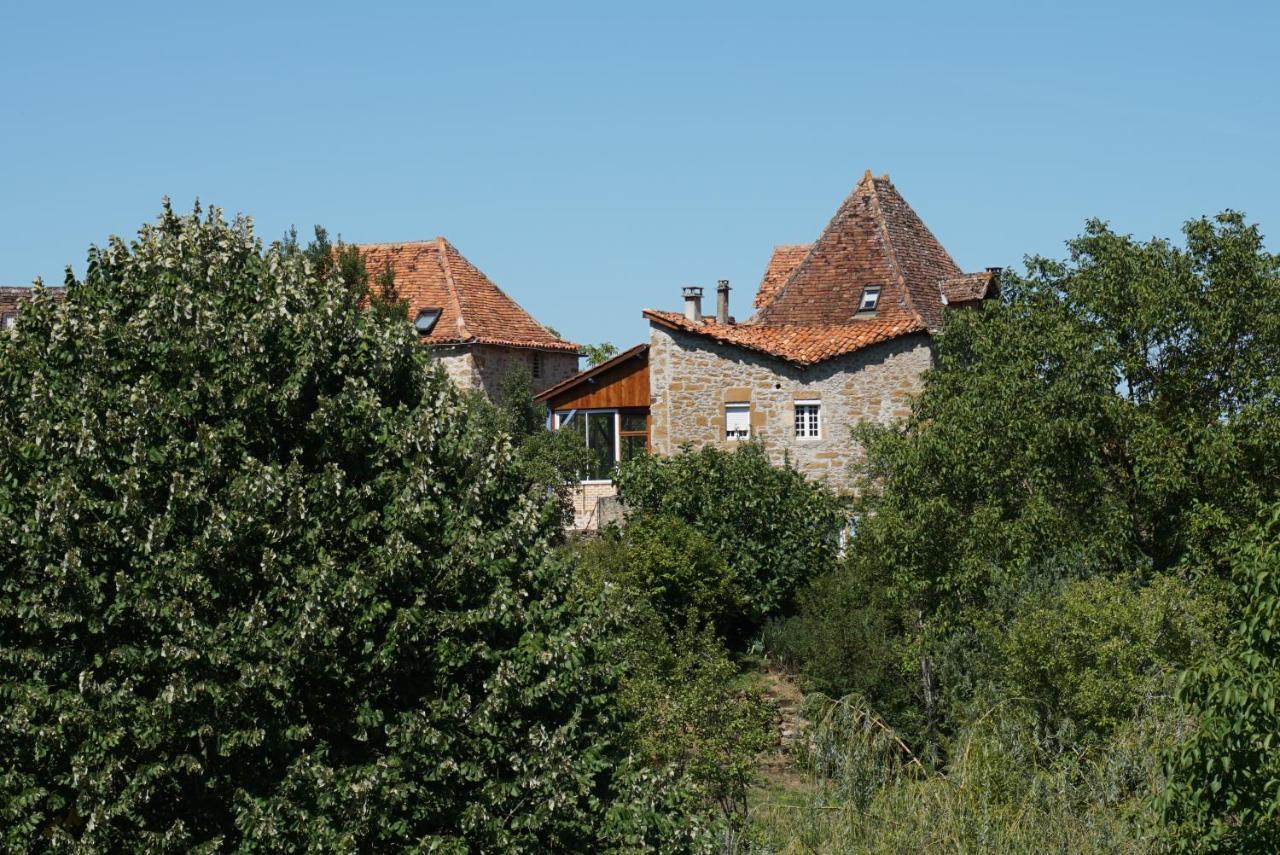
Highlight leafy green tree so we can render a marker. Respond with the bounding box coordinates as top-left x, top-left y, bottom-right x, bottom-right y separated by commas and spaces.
845, 211, 1280, 737
583, 342, 619, 366
469, 365, 592, 520
615, 443, 844, 634
1159, 509, 1280, 853
1002, 574, 1225, 736
0, 203, 707, 851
